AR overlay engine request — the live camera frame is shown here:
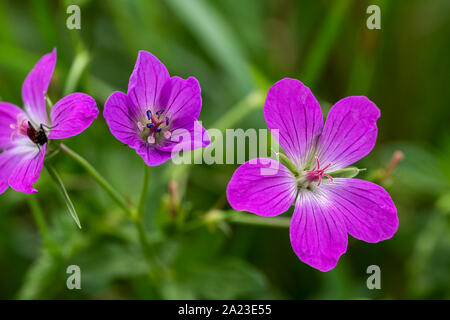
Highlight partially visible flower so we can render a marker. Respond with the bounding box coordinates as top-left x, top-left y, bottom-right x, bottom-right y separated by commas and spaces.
0, 49, 98, 194
103, 50, 210, 166
227, 78, 398, 272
